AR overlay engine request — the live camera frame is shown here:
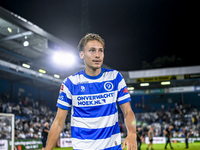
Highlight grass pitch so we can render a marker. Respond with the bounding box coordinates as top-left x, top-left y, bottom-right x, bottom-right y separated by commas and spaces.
53, 142, 200, 150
